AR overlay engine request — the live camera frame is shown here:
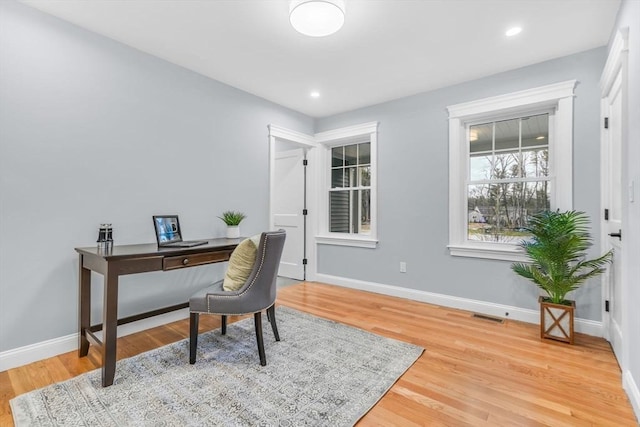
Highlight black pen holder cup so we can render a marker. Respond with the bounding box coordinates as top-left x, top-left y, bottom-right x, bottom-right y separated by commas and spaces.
97, 223, 113, 250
